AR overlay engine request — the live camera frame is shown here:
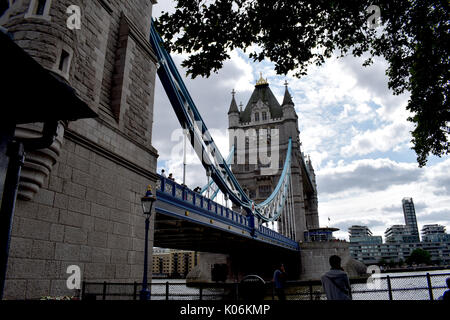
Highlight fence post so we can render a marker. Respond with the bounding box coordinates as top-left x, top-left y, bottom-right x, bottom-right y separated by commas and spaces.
386, 276, 393, 300
102, 281, 107, 300
81, 281, 86, 300
165, 281, 169, 300
271, 283, 274, 300
426, 273, 434, 300
199, 286, 203, 301
133, 282, 137, 301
